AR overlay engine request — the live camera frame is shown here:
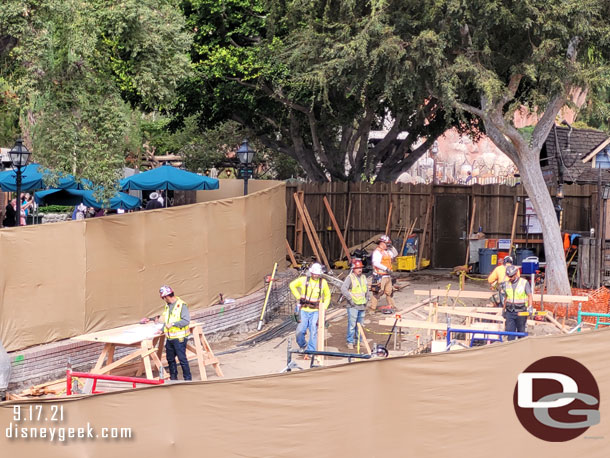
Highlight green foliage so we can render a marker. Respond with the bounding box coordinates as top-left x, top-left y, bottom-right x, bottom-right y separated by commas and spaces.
178, 0, 448, 182
1, 0, 192, 201
37, 204, 74, 214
